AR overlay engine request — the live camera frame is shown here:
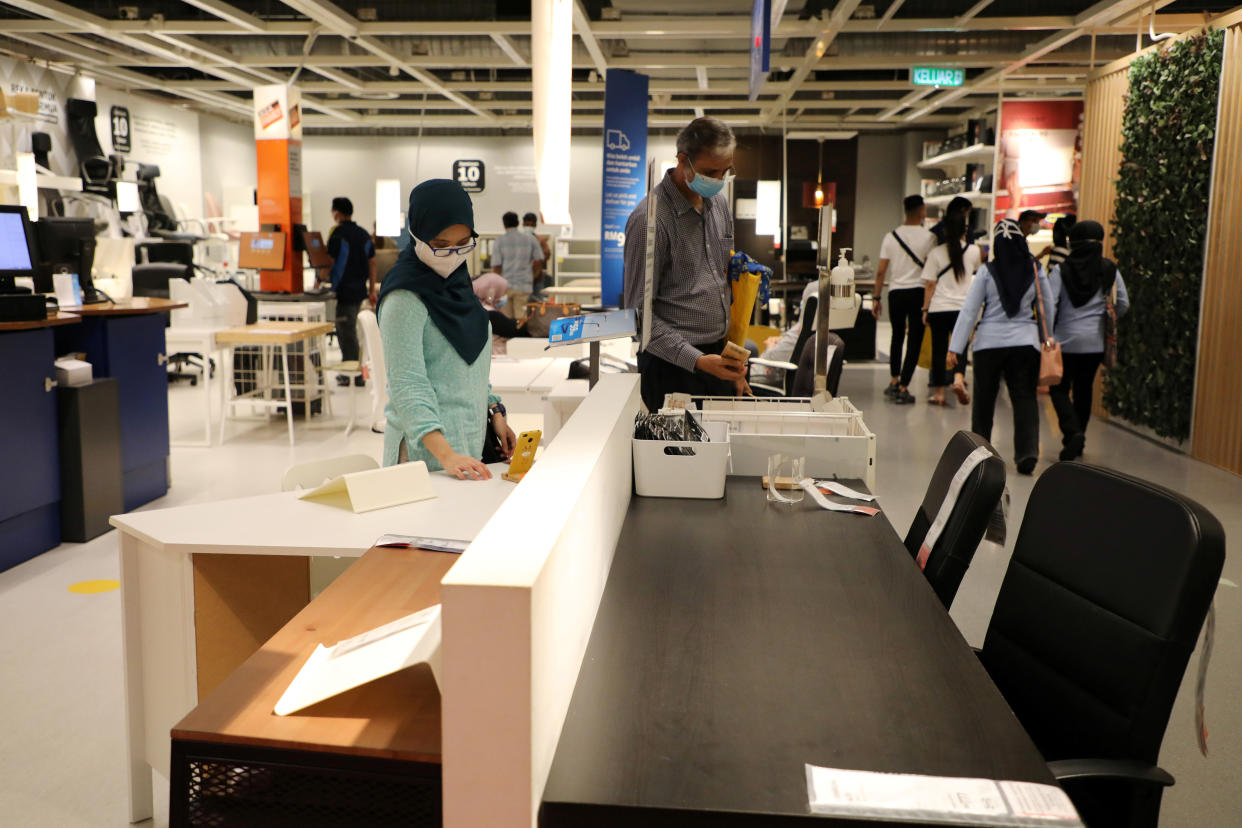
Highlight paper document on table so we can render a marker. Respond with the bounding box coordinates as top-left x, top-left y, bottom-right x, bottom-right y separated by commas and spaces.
799, 479, 881, 516
805, 765, 1082, 826
815, 480, 875, 501
298, 461, 436, 513
374, 534, 469, 554
274, 604, 442, 716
